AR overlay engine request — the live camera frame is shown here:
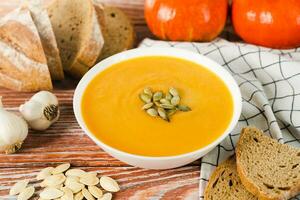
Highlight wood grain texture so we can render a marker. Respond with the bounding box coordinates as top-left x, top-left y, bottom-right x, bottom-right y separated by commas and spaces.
0, 0, 200, 199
